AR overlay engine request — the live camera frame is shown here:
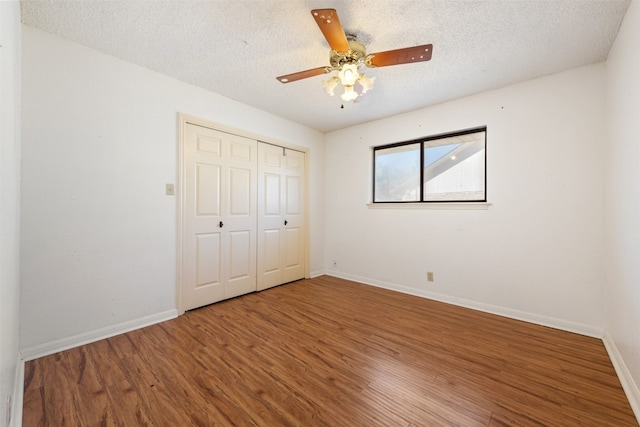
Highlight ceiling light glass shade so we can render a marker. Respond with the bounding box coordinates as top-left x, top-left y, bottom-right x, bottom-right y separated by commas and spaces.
323, 63, 375, 102
323, 77, 339, 96
341, 85, 359, 102
358, 74, 375, 94
338, 63, 359, 86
